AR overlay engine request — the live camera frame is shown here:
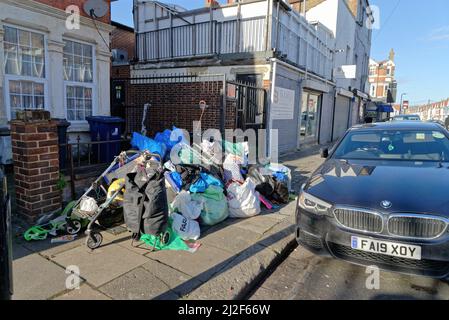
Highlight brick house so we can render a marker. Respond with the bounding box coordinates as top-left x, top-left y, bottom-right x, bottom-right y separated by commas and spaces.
368, 49, 397, 103
111, 21, 134, 118
0, 0, 114, 165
